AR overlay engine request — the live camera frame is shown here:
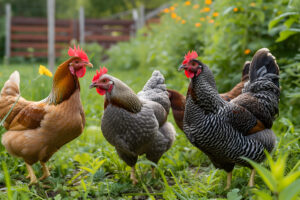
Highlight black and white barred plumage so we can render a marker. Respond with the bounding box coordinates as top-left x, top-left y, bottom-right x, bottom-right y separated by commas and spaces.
183, 48, 279, 172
